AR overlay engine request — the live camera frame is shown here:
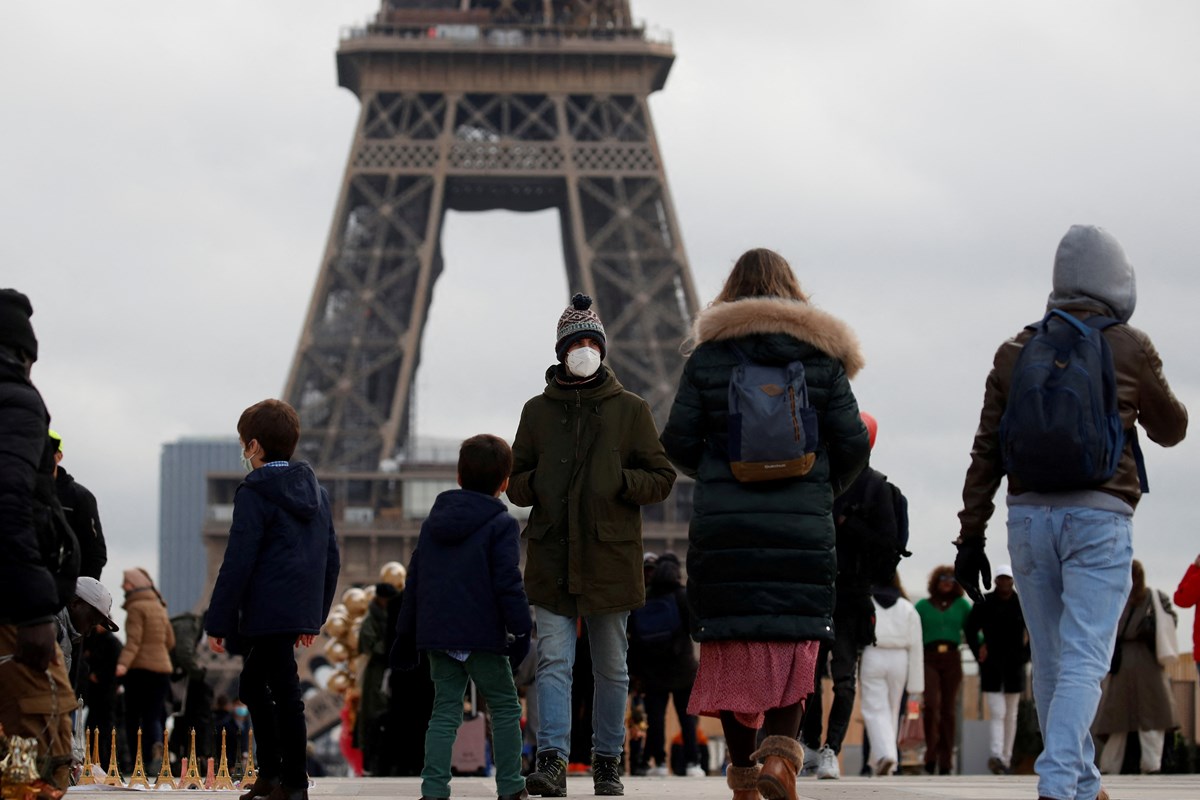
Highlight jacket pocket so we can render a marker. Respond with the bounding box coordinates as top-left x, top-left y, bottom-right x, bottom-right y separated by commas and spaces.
596, 520, 639, 542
